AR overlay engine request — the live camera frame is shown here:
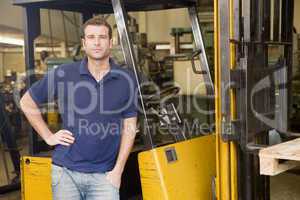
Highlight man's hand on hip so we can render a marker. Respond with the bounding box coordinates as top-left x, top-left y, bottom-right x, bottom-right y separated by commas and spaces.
45, 130, 75, 146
